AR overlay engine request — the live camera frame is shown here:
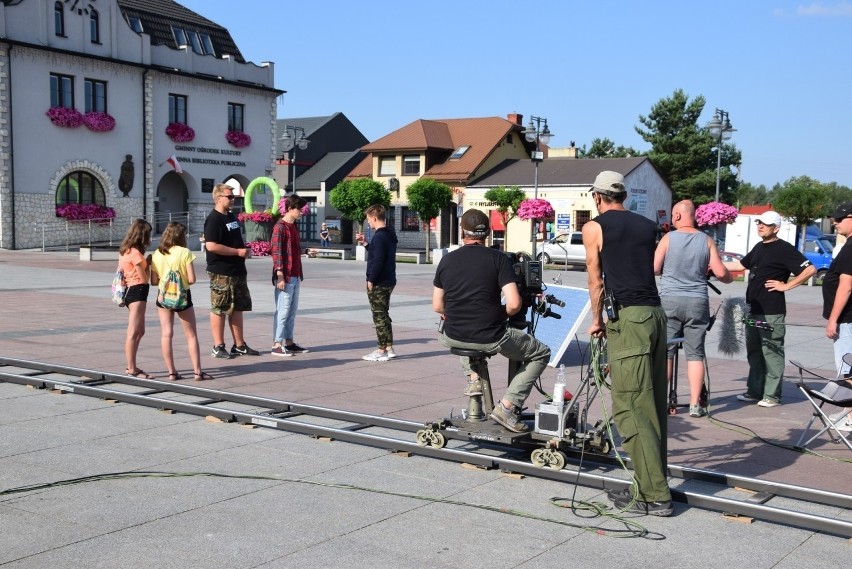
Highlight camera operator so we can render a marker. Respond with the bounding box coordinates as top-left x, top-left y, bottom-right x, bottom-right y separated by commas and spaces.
433, 209, 551, 433
582, 171, 672, 517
